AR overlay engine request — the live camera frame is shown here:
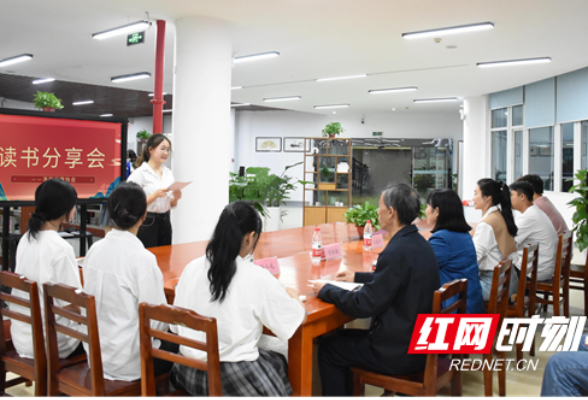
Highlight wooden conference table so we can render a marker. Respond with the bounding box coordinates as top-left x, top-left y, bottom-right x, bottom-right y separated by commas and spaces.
148, 222, 433, 396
